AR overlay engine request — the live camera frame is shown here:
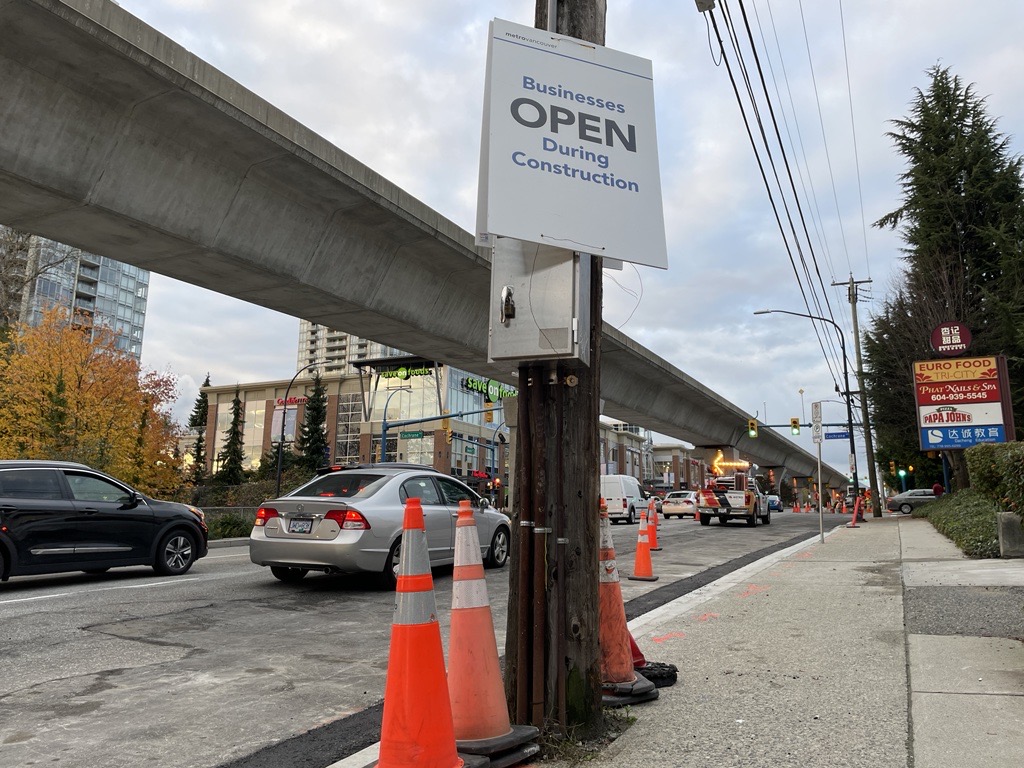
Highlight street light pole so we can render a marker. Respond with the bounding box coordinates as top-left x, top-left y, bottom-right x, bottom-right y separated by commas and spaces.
276, 362, 320, 497
754, 309, 860, 508
379, 386, 411, 463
